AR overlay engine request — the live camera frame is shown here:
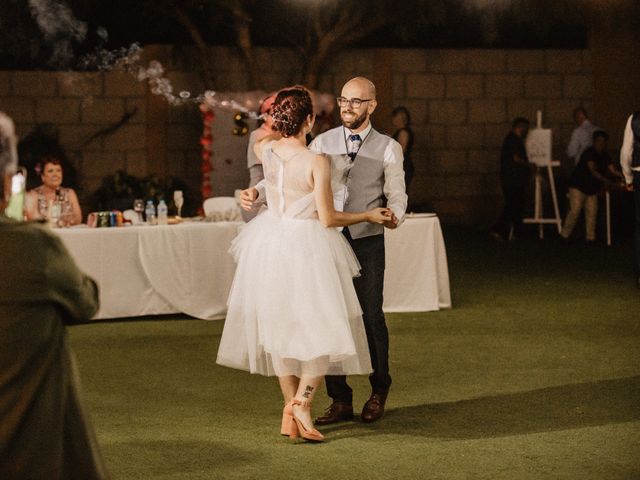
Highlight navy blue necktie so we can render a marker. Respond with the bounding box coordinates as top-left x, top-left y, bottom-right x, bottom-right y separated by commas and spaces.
349, 134, 362, 160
